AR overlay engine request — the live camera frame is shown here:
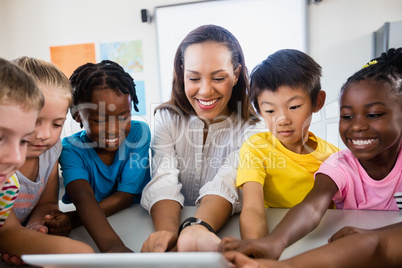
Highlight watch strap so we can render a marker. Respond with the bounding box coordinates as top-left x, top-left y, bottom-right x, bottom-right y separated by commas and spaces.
178, 217, 215, 234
